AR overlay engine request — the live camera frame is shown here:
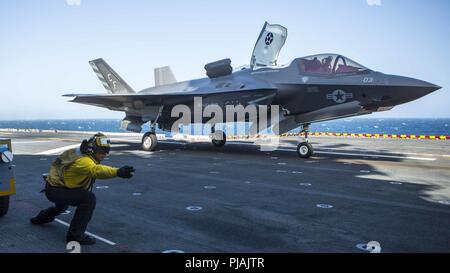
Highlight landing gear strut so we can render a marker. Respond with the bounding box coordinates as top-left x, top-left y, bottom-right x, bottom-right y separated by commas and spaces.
210, 126, 226, 147
297, 123, 314, 158
141, 107, 163, 152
